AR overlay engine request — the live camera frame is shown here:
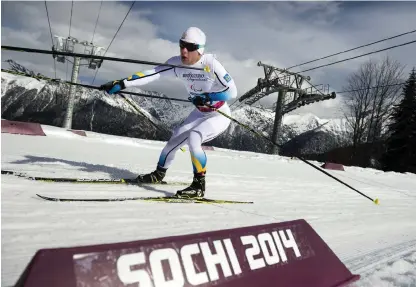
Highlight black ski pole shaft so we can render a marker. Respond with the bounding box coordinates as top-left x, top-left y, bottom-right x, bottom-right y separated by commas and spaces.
1, 45, 210, 72
119, 93, 186, 152
116, 91, 189, 102
119, 93, 161, 129
212, 107, 379, 205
